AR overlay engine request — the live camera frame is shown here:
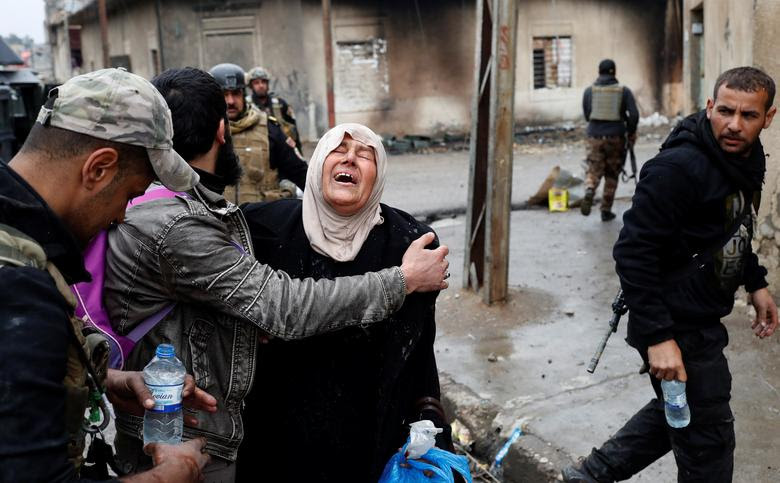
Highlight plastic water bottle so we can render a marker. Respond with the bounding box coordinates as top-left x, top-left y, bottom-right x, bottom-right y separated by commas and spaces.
661, 379, 691, 428
490, 424, 525, 477
143, 344, 185, 445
